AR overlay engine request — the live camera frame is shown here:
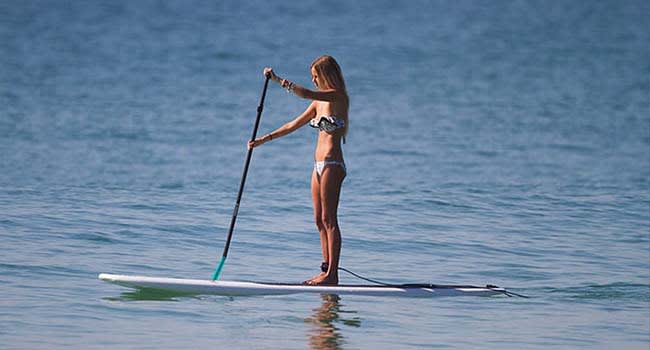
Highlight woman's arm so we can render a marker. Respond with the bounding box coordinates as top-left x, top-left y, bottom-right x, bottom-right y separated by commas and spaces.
265, 67, 343, 102
248, 101, 317, 149
291, 85, 341, 102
